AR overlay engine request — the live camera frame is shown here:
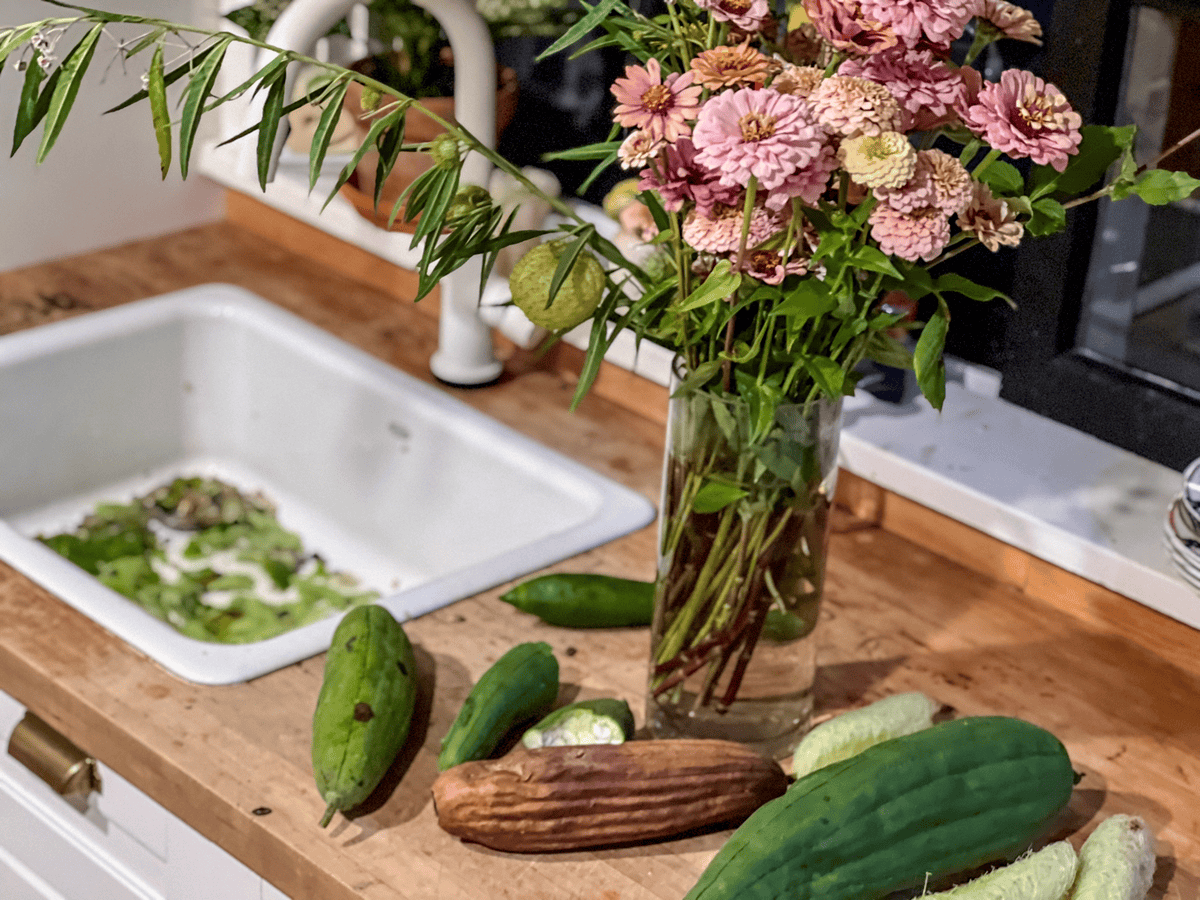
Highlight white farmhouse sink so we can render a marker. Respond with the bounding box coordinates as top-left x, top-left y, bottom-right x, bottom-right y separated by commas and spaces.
0, 285, 655, 684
